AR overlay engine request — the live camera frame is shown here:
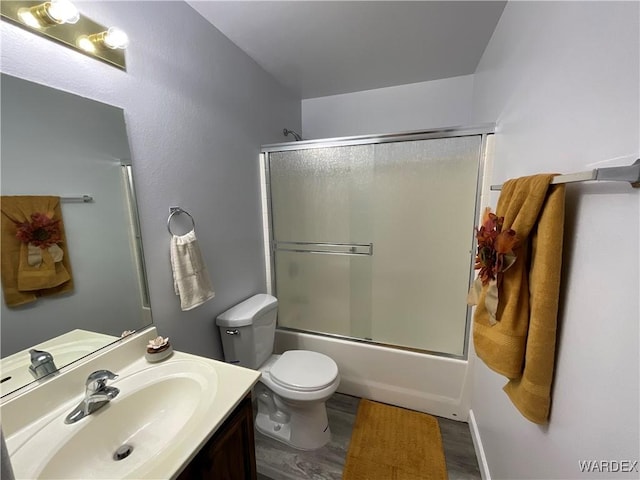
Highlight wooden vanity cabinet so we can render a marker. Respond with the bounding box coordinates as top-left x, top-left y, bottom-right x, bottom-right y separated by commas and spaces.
177, 394, 257, 480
